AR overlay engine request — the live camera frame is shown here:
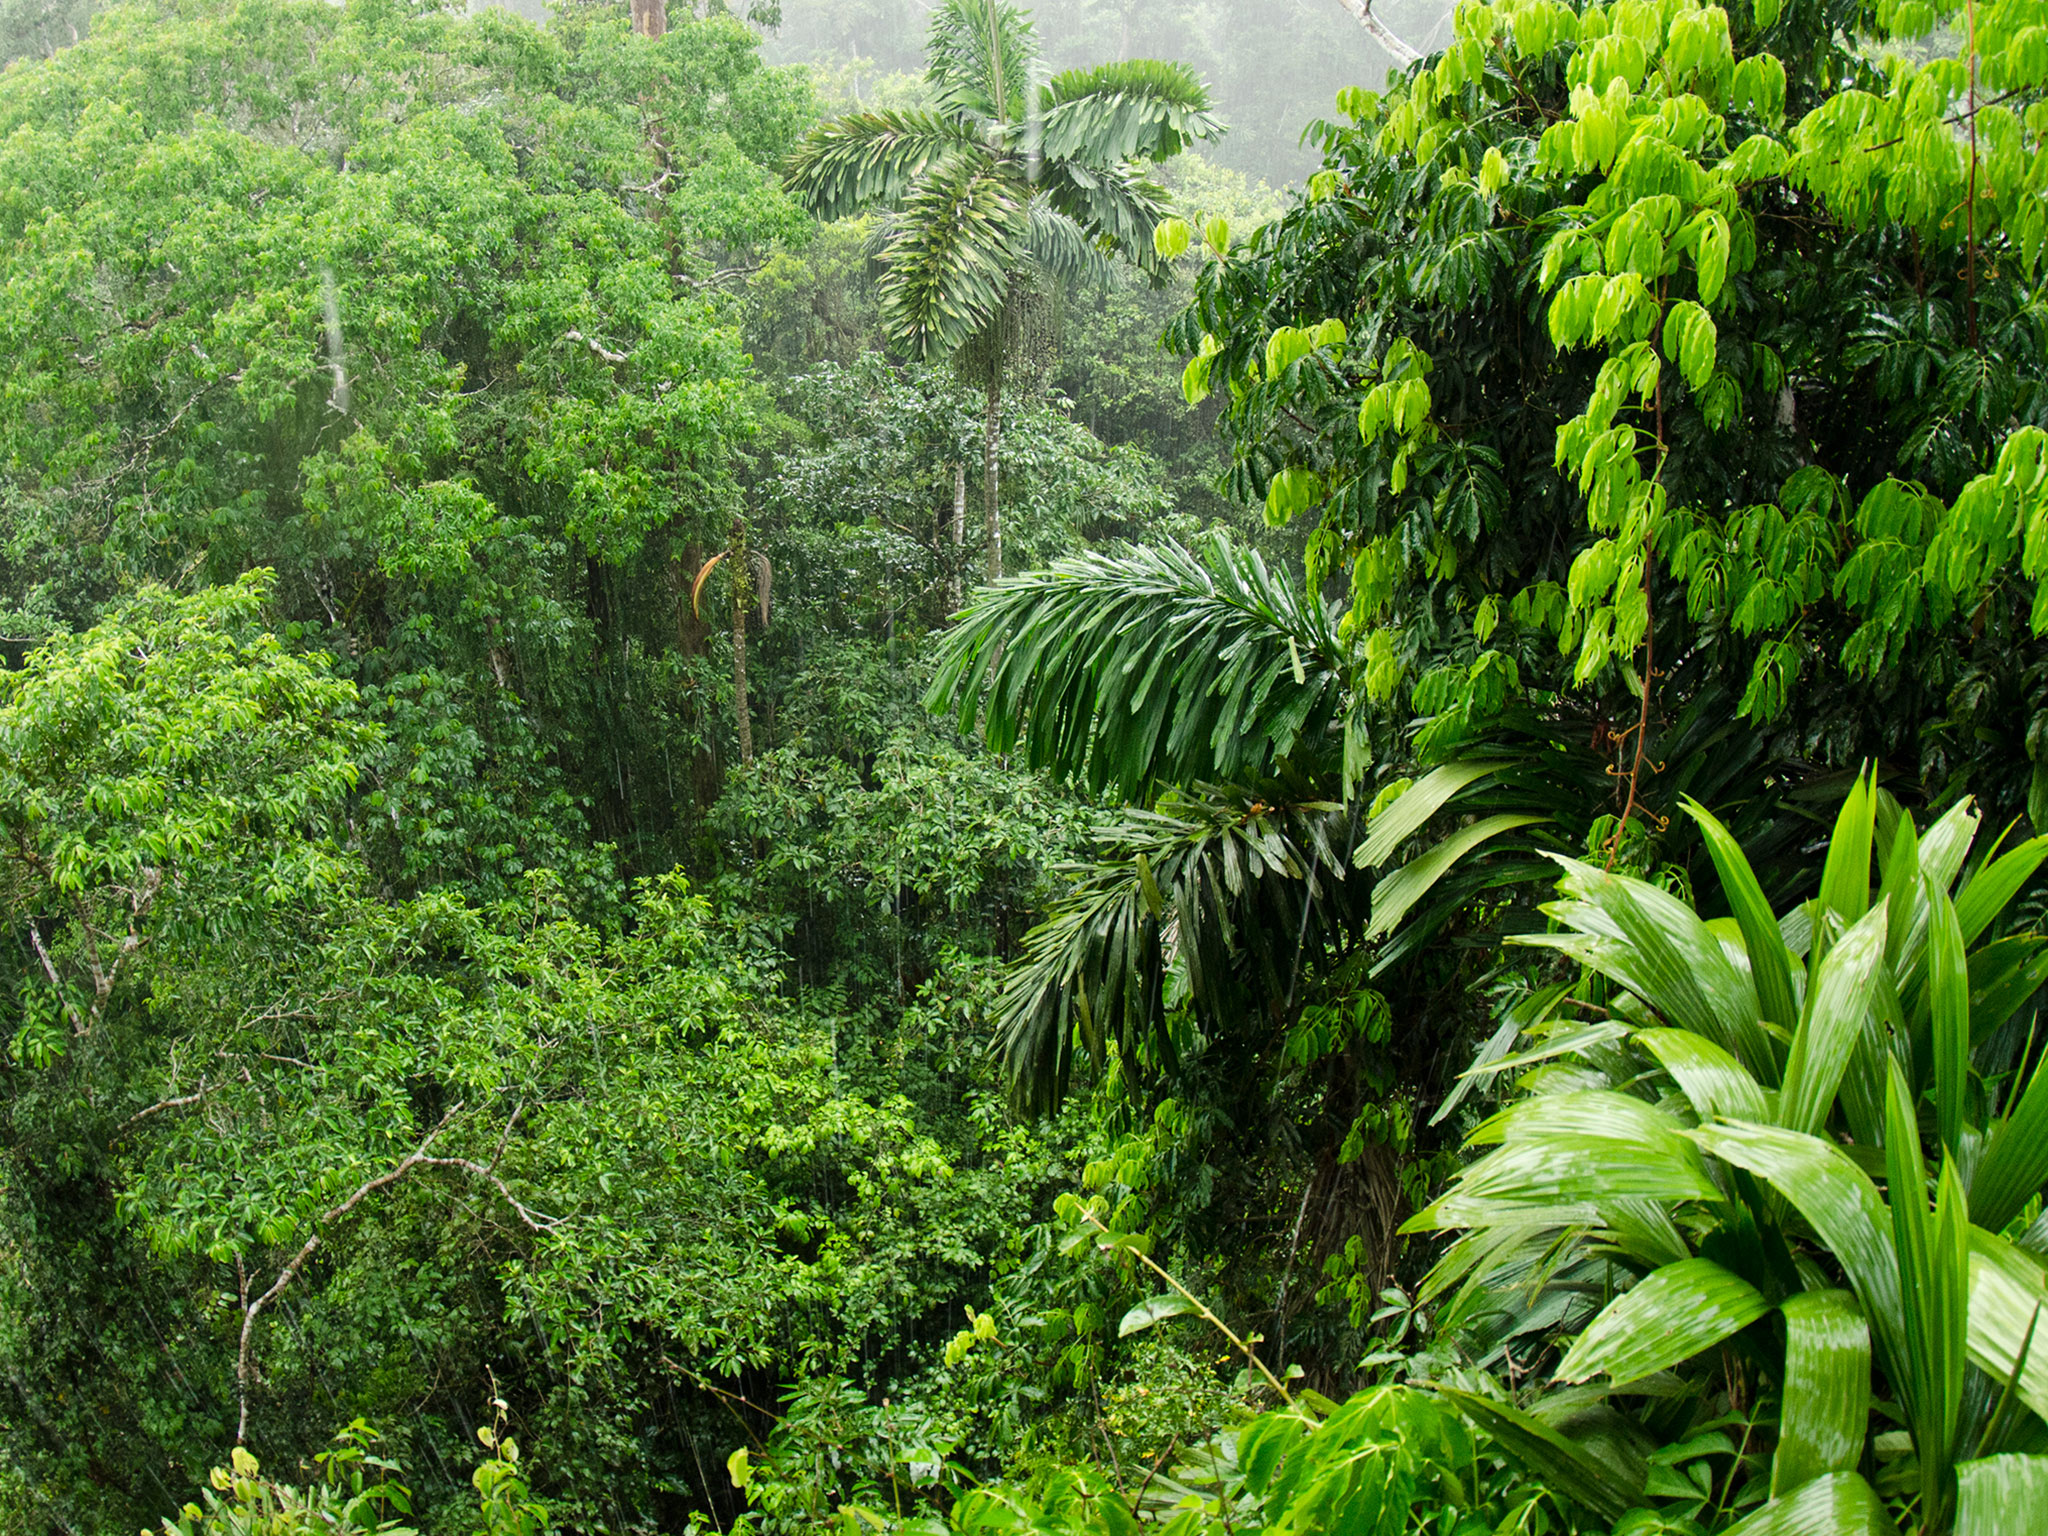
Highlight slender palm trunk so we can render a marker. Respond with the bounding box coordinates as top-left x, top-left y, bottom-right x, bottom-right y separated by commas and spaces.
949, 461, 967, 610
983, 365, 1003, 583
729, 522, 754, 765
